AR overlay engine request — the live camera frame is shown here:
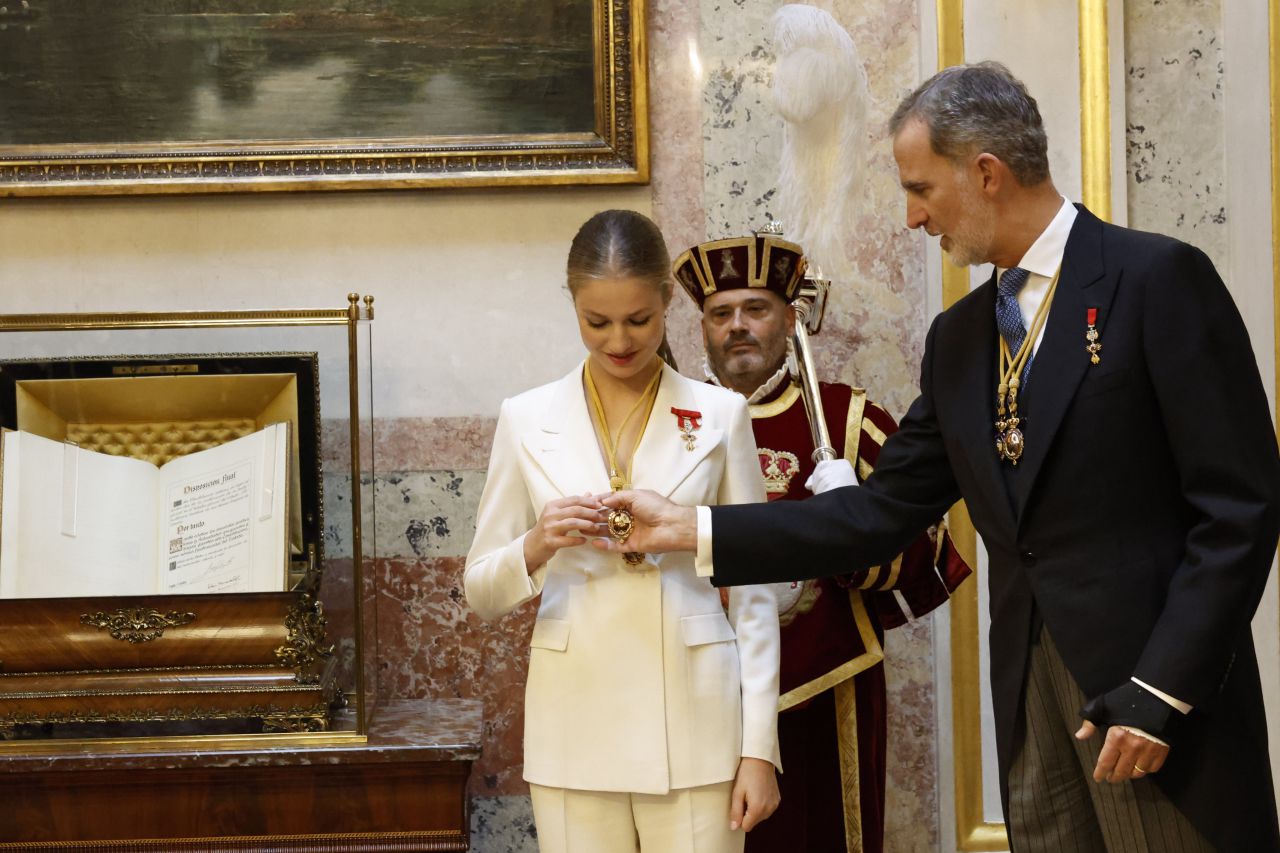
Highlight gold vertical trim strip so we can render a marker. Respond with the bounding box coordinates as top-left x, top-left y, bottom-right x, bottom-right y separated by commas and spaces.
935, 0, 1004, 848
936, 0, 972, 329
346, 294, 368, 736
940, 2, 1111, 849
942, 262, 972, 313
936, 0, 965, 69
1079, 0, 1112, 222
630, 0, 651, 183
835, 677, 865, 853
936, 1, 1006, 849
1269, 0, 1279, 634
948, 505, 1003, 852
1271, 0, 1280, 436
